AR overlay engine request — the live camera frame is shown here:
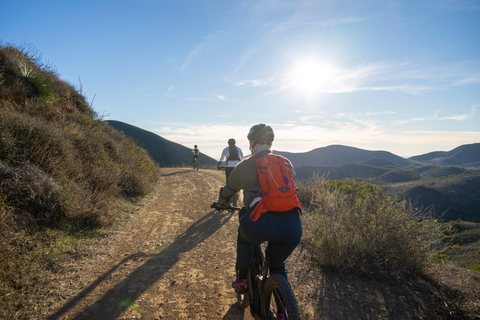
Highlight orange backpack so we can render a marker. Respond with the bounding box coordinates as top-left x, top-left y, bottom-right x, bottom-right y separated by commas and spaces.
249, 154, 302, 221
